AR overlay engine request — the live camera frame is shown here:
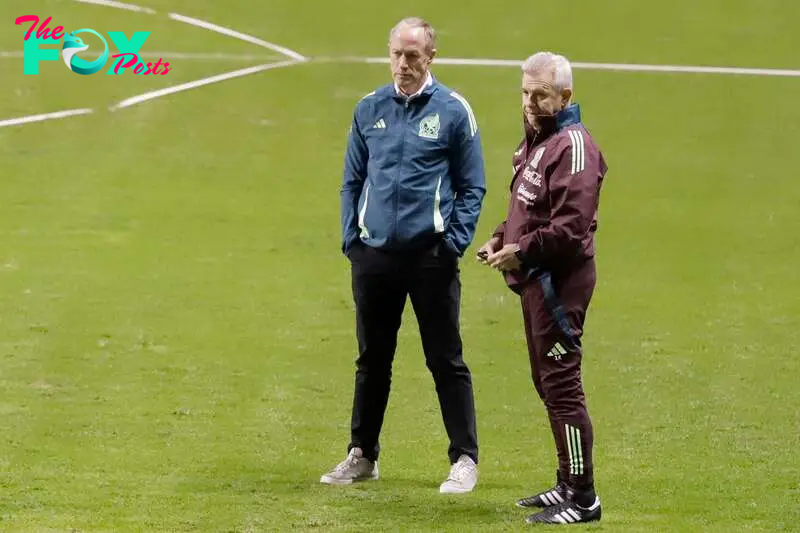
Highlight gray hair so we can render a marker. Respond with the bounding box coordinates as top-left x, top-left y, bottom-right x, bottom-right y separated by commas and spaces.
521, 52, 573, 90
389, 17, 437, 55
